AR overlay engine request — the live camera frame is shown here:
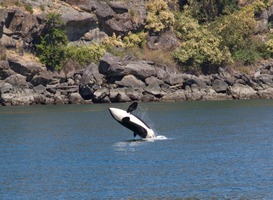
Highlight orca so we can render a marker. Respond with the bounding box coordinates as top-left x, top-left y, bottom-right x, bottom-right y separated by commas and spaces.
108, 102, 155, 138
